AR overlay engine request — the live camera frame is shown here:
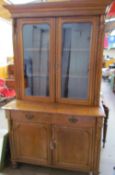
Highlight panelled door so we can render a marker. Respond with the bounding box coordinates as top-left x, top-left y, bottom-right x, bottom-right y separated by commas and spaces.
52, 125, 94, 170
56, 17, 99, 105
16, 18, 55, 102
13, 121, 51, 165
